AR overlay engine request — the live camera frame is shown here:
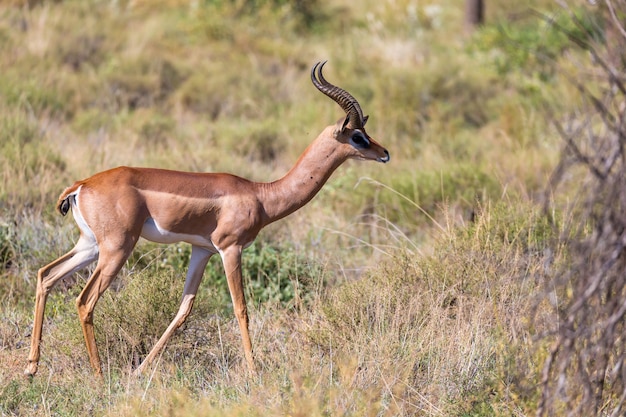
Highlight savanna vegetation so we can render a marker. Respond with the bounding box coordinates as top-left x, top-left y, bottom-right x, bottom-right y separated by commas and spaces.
1, 0, 624, 415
